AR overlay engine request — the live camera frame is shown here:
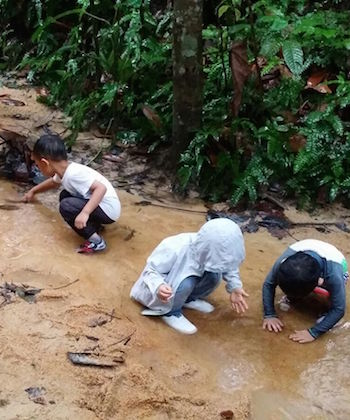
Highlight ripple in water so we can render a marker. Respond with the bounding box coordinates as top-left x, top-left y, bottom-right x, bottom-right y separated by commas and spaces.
301, 330, 350, 418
